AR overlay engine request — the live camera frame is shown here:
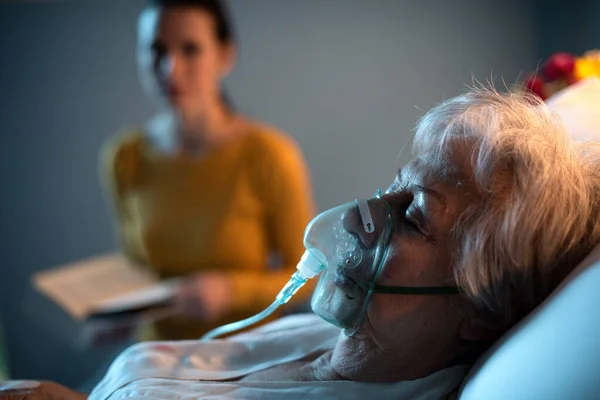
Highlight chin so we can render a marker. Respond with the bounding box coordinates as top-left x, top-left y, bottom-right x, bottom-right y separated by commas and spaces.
334, 327, 374, 356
